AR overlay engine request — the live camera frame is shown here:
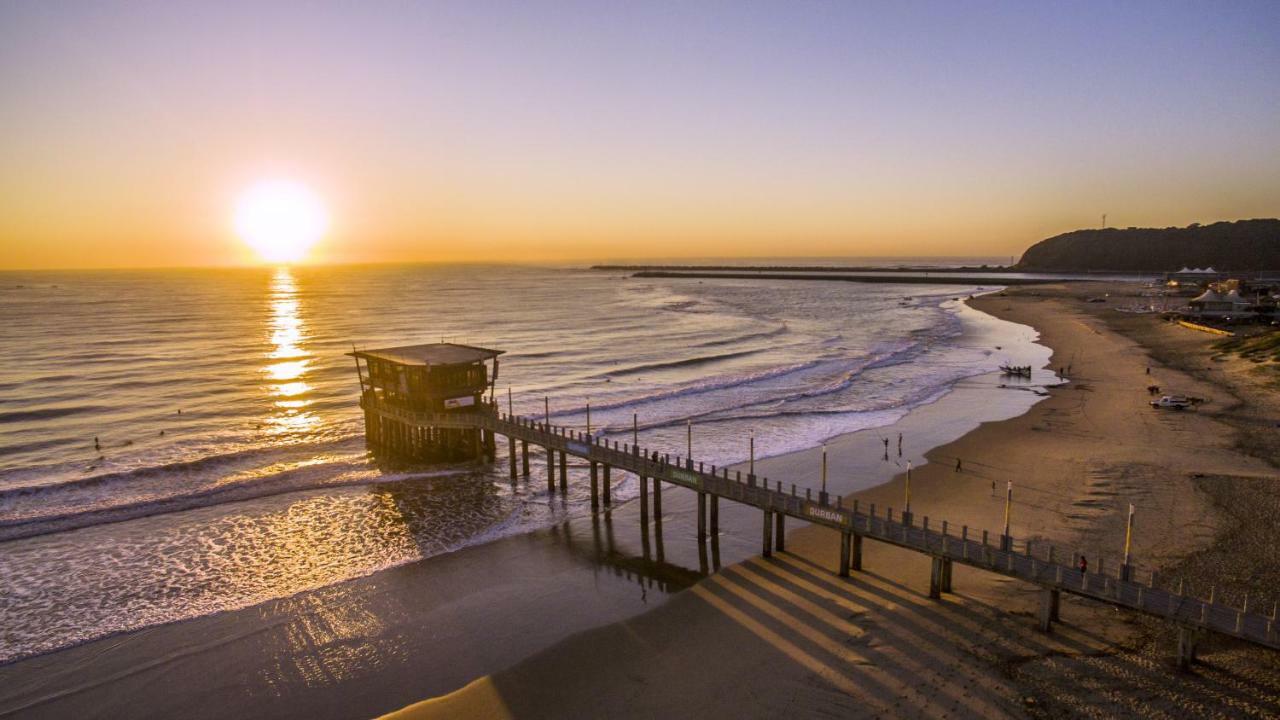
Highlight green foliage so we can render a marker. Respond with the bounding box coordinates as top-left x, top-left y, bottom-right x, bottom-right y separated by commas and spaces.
1214, 331, 1280, 362
1016, 219, 1280, 271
